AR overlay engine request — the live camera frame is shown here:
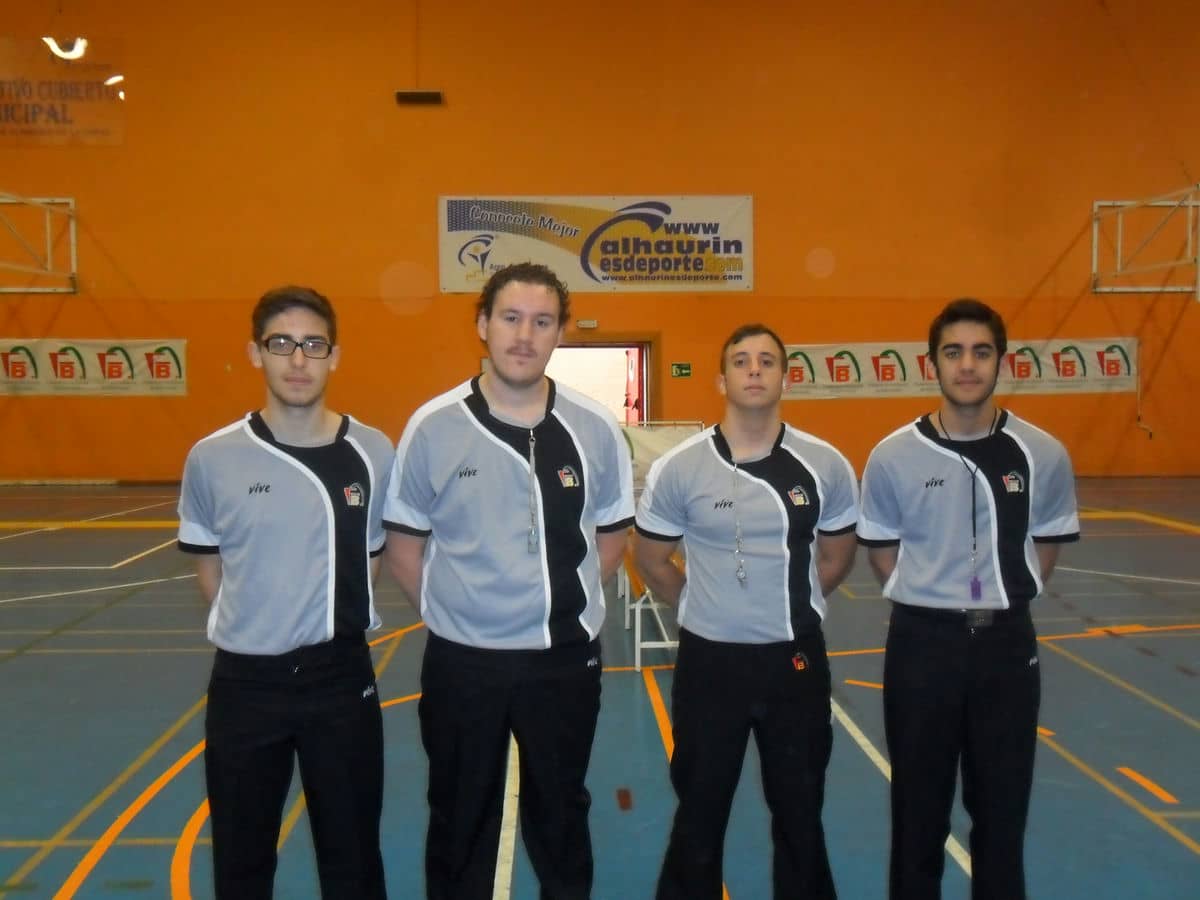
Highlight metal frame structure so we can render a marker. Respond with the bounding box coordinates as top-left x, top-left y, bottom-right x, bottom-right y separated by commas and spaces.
618, 419, 705, 669
0, 193, 78, 294
1091, 183, 1200, 300
621, 546, 679, 672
